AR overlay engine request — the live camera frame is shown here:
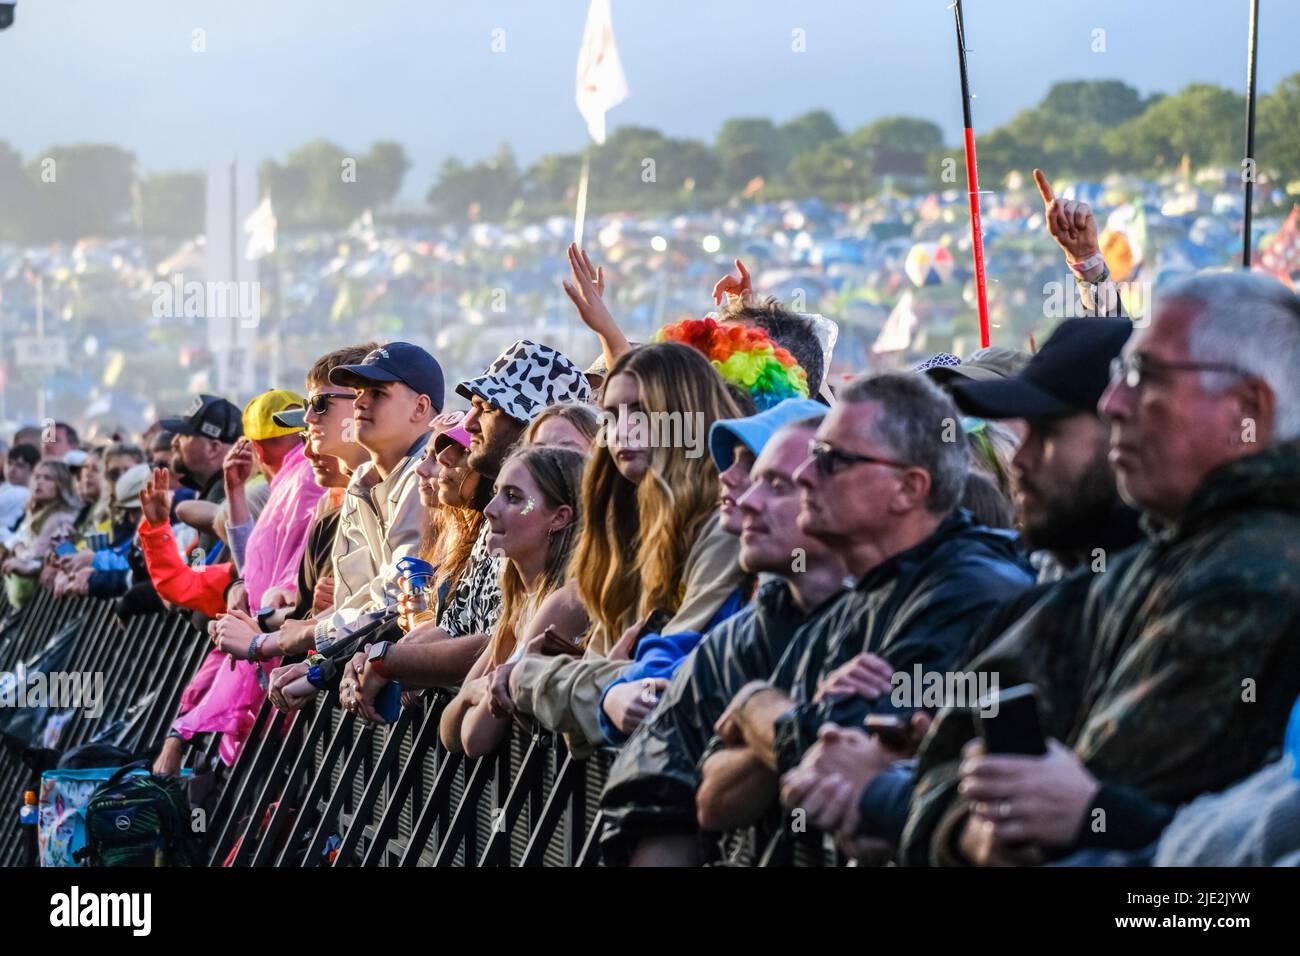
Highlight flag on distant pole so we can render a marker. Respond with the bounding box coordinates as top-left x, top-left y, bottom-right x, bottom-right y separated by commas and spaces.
576, 0, 628, 146
244, 196, 277, 261
873, 291, 919, 354
574, 0, 628, 245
